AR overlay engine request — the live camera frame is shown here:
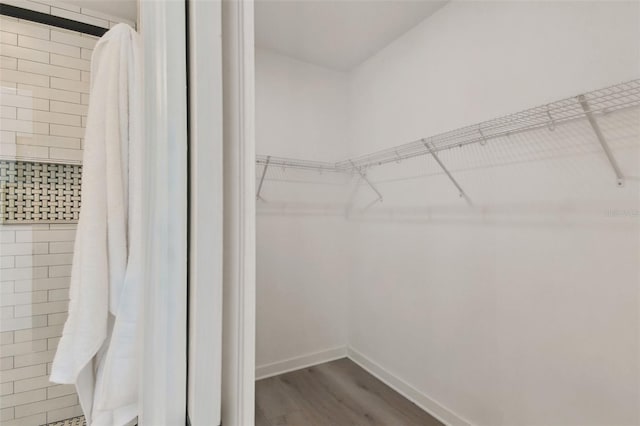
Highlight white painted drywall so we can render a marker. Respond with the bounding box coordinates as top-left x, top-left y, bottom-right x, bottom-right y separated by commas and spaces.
255, 49, 351, 370
347, 2, 640, 425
